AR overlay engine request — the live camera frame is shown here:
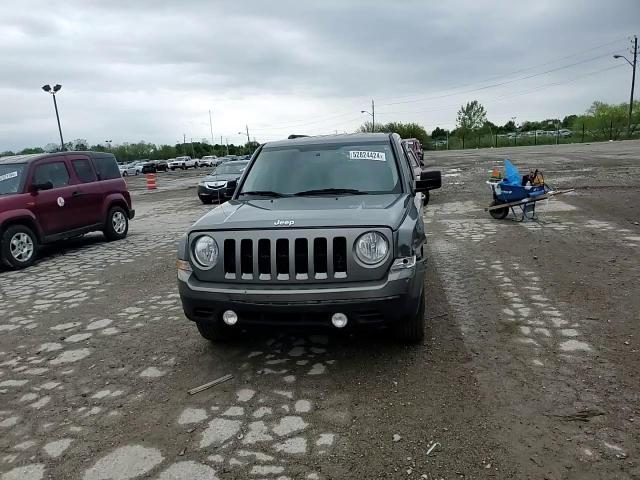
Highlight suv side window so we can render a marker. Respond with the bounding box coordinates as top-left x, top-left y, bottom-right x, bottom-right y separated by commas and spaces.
72, 159, 96, 183
33, 161, 71, 188
92, 156, 120, 180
